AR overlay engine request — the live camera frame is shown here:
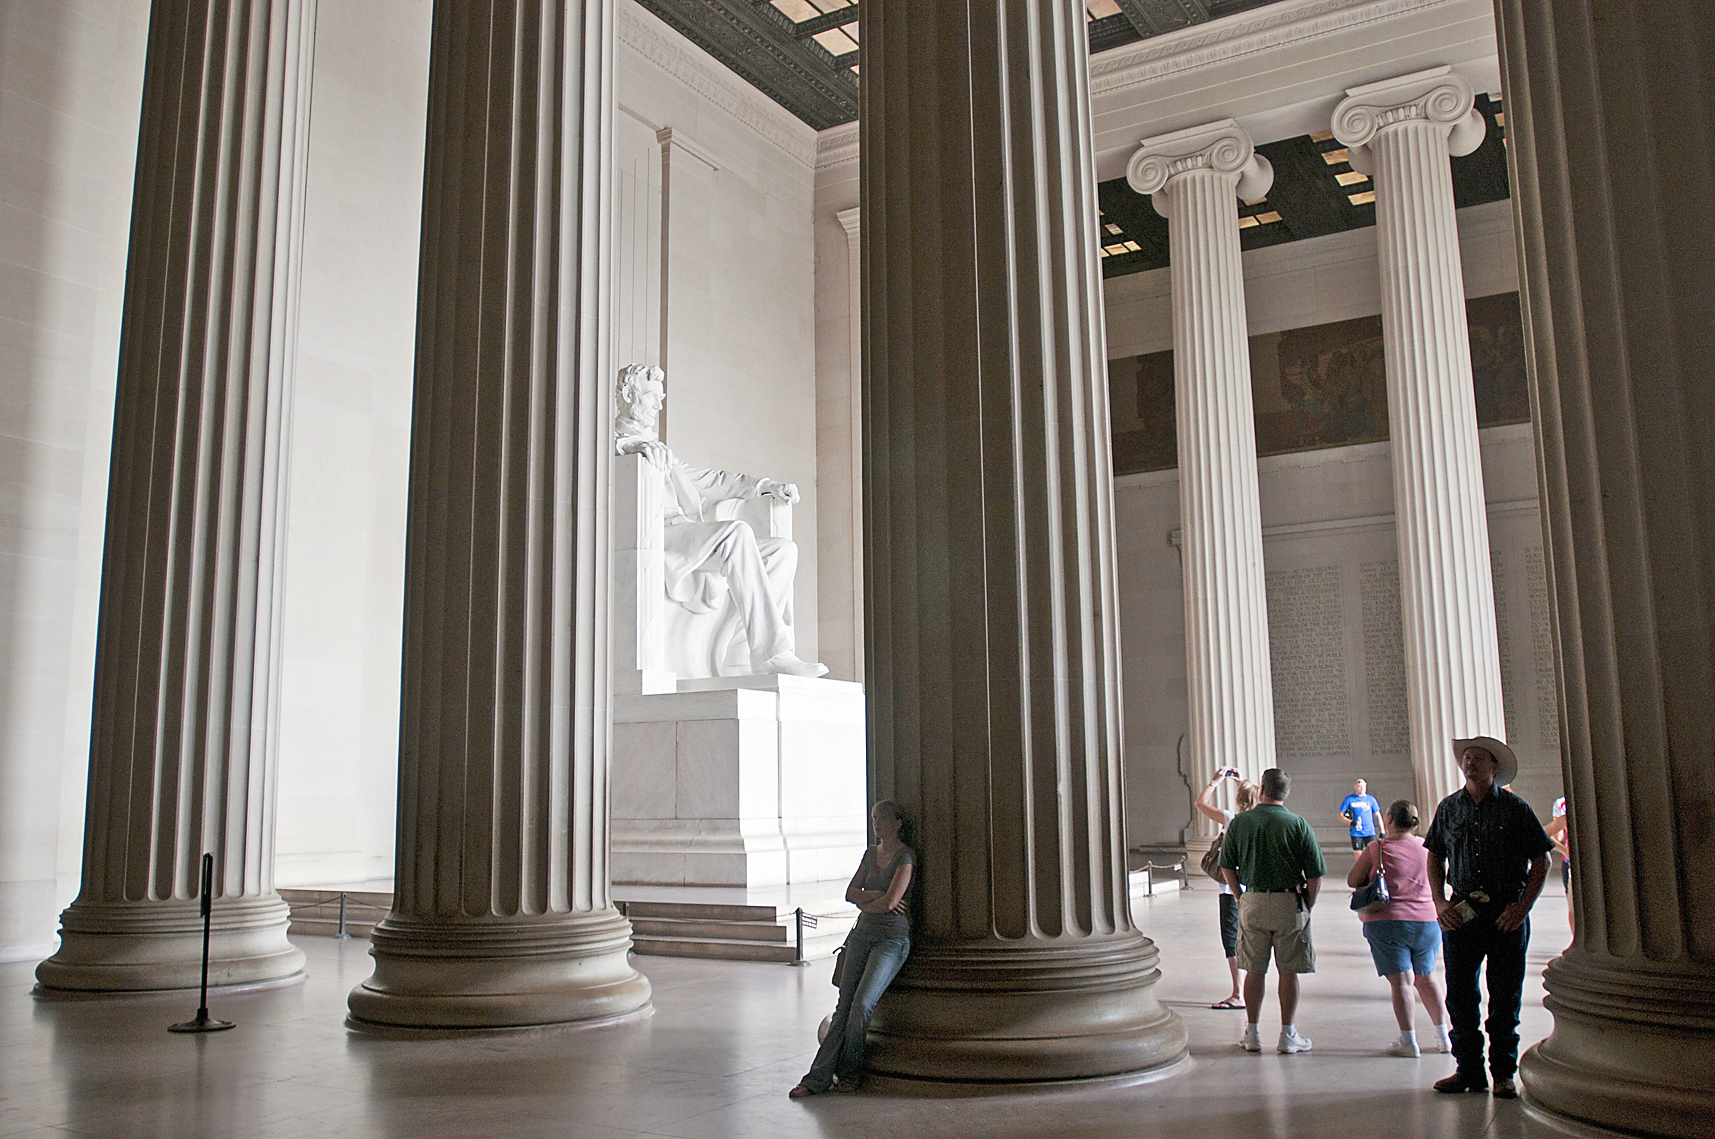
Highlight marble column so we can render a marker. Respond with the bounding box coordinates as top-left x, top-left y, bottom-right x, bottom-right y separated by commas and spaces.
837, 205, 864, 685
35, 0, 315, 994
1493, 2, 1715, 1133
859, 0, 1188, 1085
1127, 121, 1277, 841
346, 0, 652, 1030
1333, 67, 1505, 809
